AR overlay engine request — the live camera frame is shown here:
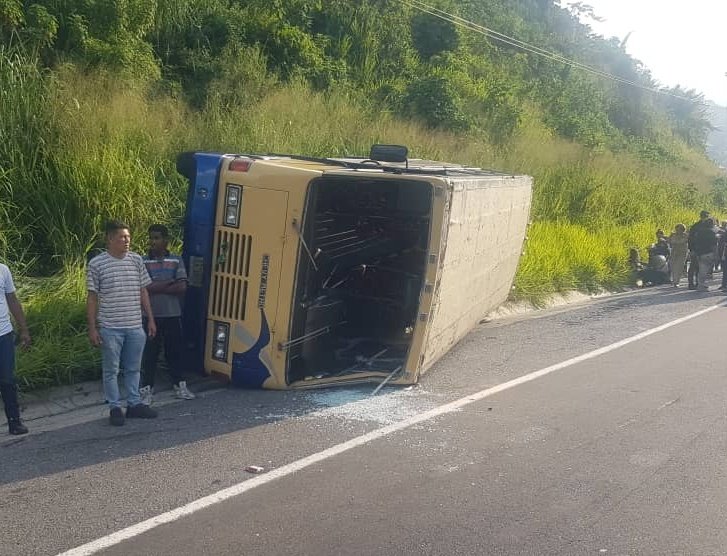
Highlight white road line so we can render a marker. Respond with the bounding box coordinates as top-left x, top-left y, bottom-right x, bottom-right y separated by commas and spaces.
57, 302, 724, 556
